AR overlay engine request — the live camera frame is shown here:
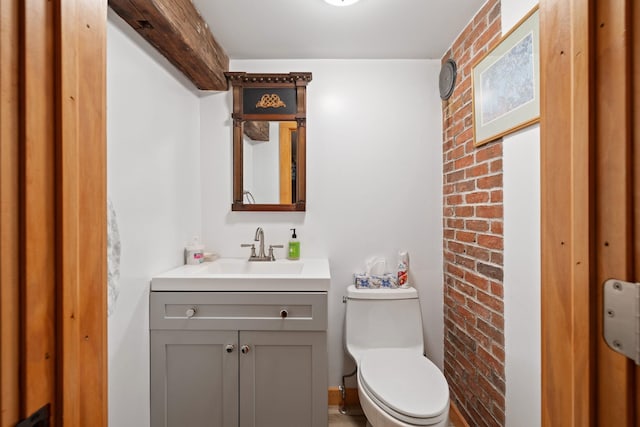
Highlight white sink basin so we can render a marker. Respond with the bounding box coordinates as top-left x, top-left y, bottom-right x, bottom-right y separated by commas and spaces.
151, 258, 330, 291
205, 259, 305, 275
